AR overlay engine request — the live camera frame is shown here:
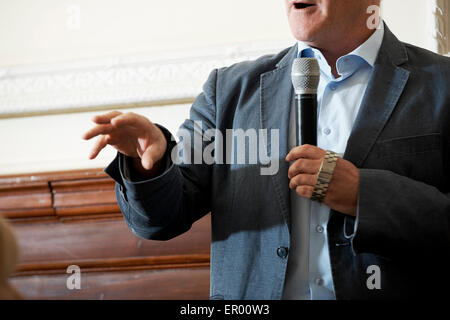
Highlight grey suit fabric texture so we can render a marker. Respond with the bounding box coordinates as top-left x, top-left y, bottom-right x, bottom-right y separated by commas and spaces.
105, 25, 450, 300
